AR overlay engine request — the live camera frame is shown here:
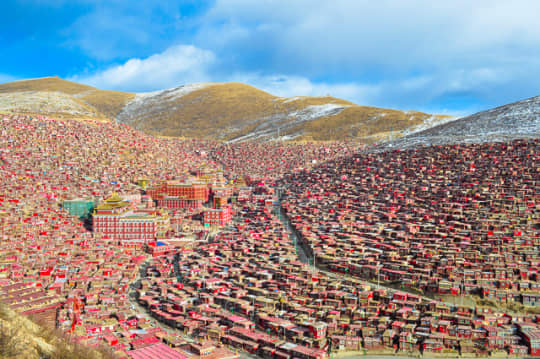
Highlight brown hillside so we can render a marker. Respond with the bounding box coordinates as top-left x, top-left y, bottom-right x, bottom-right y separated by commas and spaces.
117, 82, 281, 138
117, 82, 380, 140
0, 76, 95, 94
0, 77, 450, 142
79, 90, 135, 119
294, 106, 443, 142
0, 77, 134, 119
0, 303, 115, 358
